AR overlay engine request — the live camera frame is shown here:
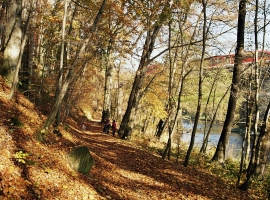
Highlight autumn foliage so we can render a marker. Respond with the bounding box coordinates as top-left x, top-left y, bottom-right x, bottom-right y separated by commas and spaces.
0, 74, 267, 199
